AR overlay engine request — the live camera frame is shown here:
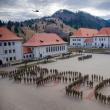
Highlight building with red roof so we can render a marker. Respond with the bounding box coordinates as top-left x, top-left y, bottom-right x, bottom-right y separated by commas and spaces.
23, 47, 33, 60
93, 27, 110, 48
73, 28, 98, 38
23, 33, 67, 59
0, 27, 23, 65
70, 28, 98, 48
